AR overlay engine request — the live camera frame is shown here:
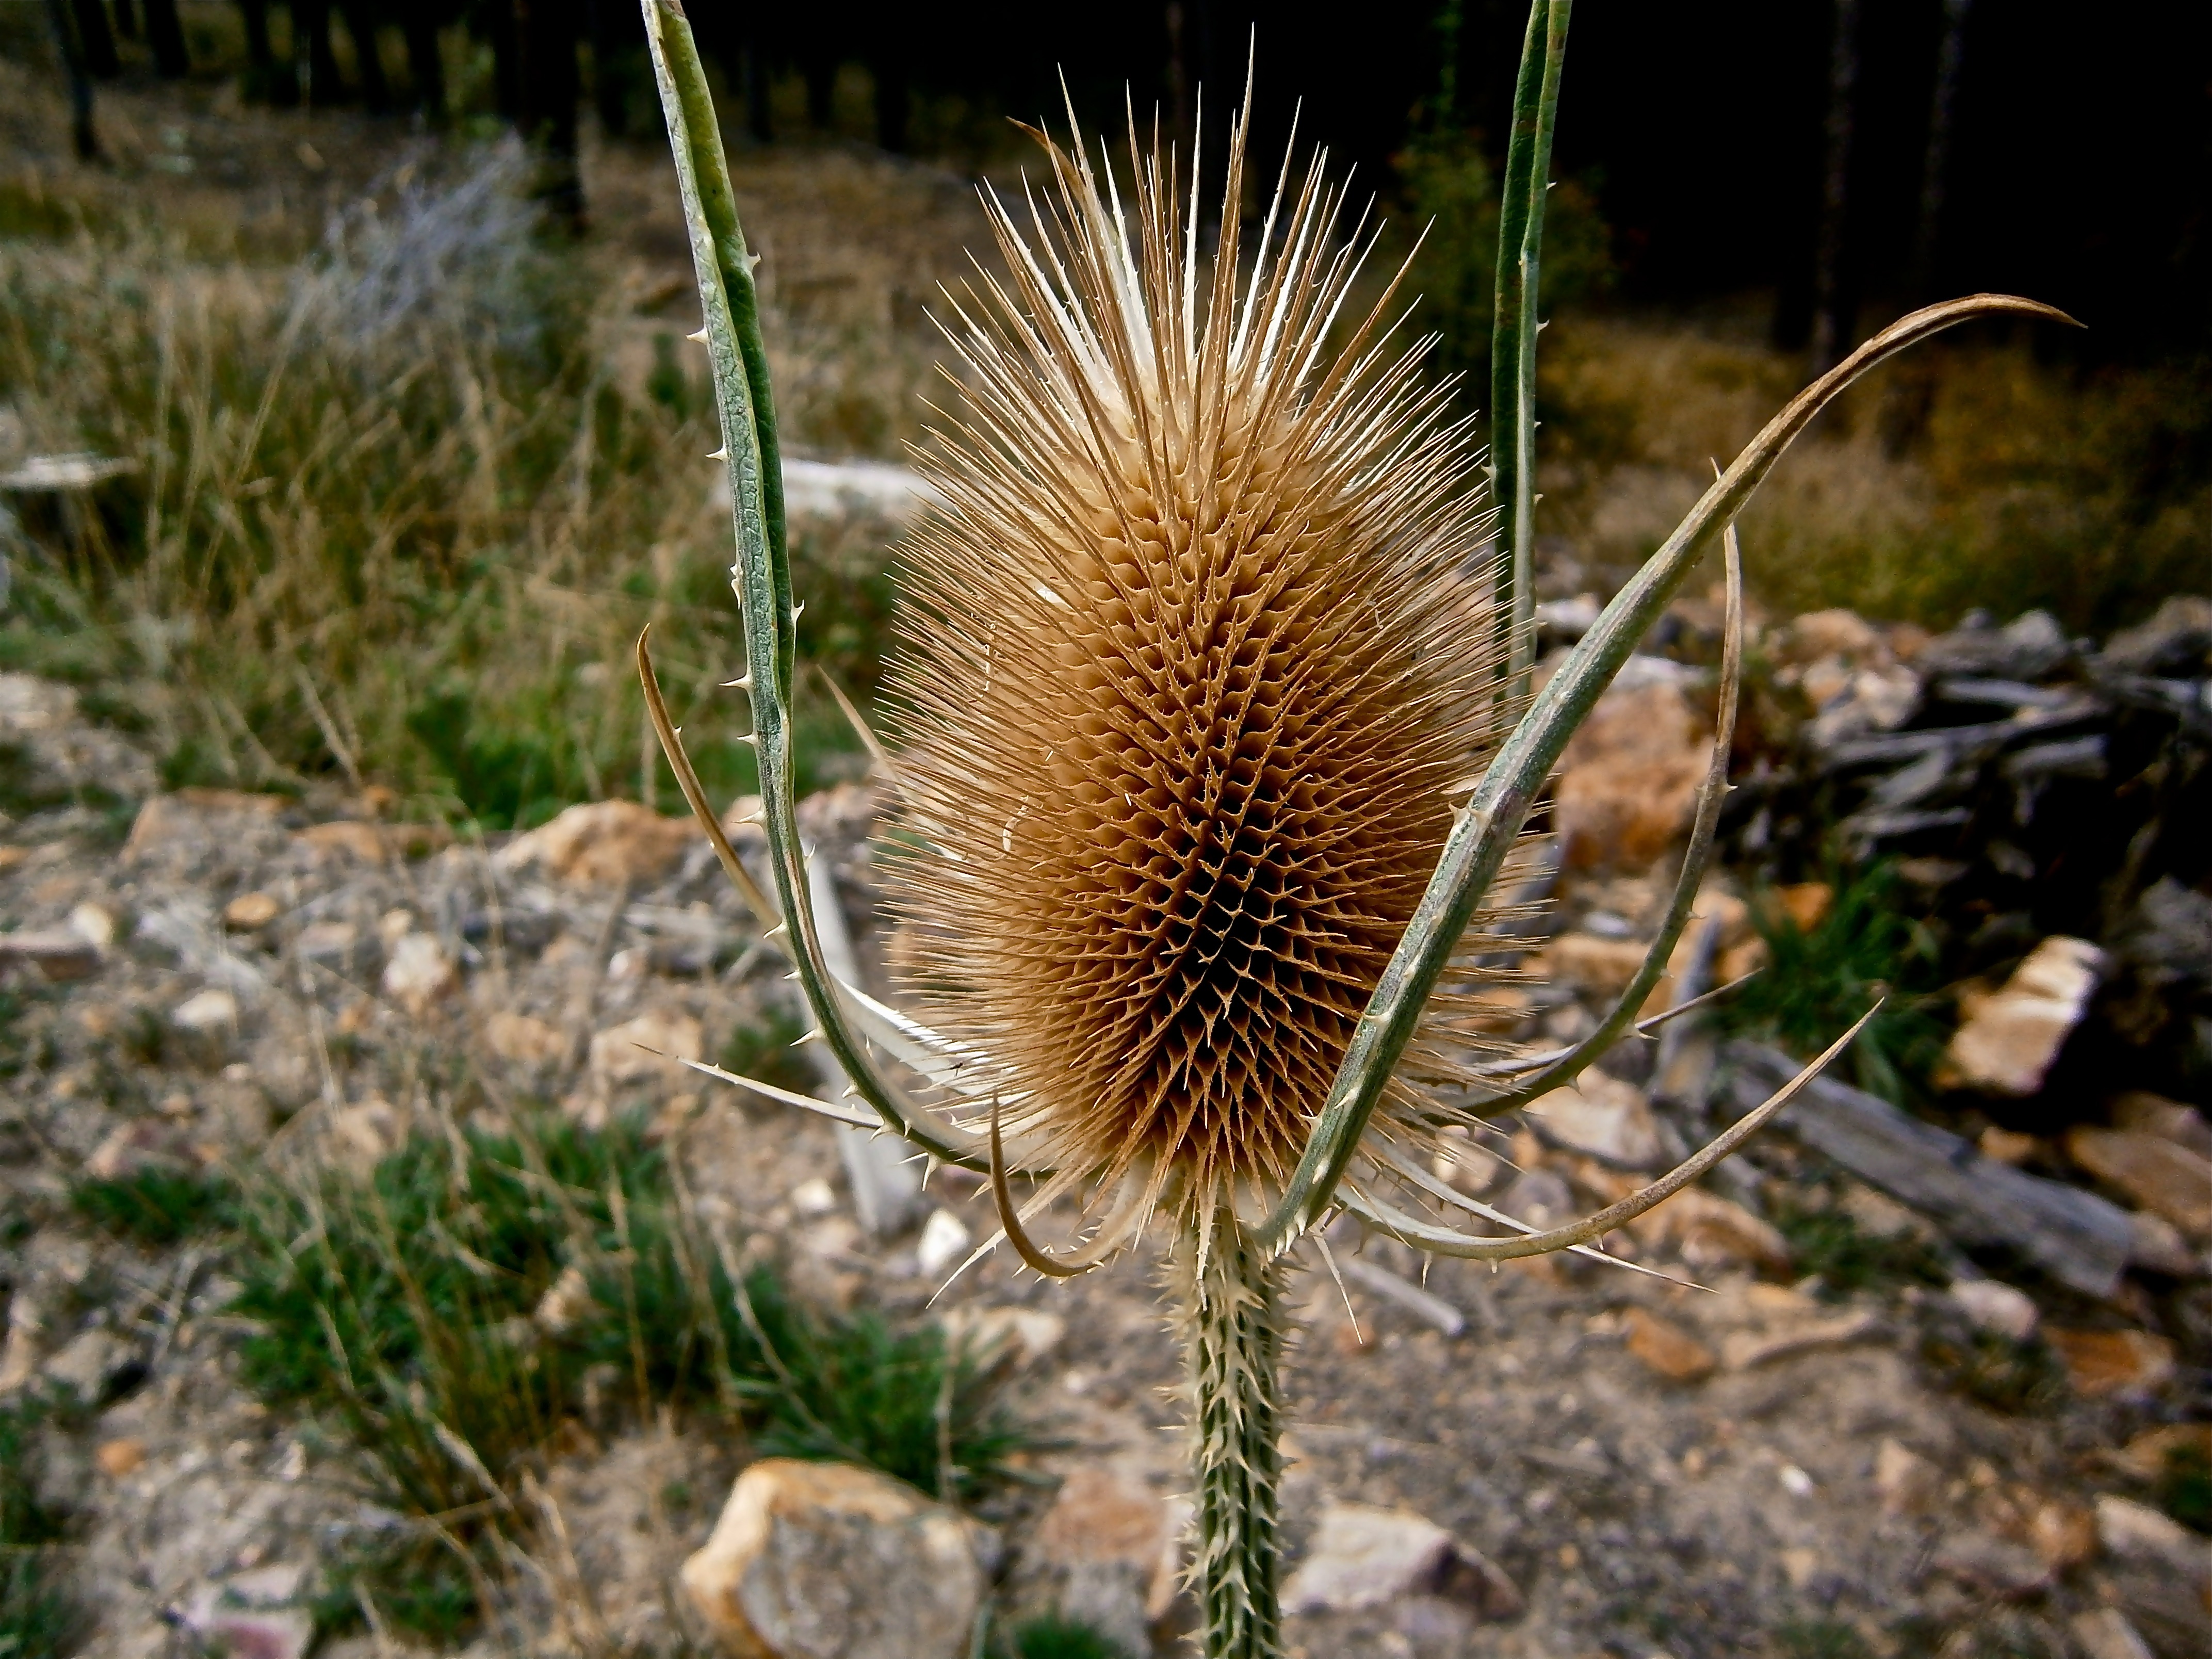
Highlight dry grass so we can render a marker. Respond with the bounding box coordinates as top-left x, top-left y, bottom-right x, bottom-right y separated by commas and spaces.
1537, 311, 2208, 633
0, 50, 2195, 832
